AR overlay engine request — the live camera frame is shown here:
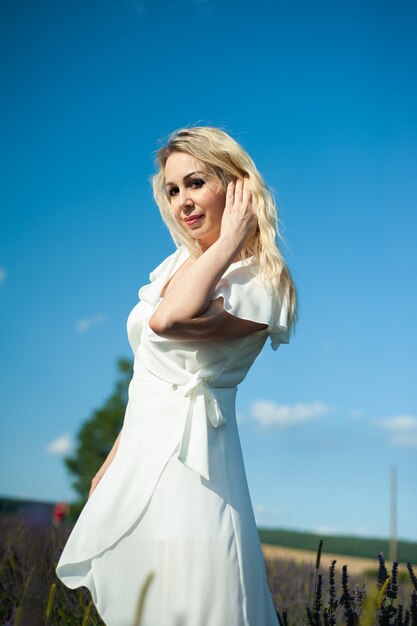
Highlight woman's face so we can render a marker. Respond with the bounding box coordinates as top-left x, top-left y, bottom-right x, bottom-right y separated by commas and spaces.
164, 152, 227, 251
